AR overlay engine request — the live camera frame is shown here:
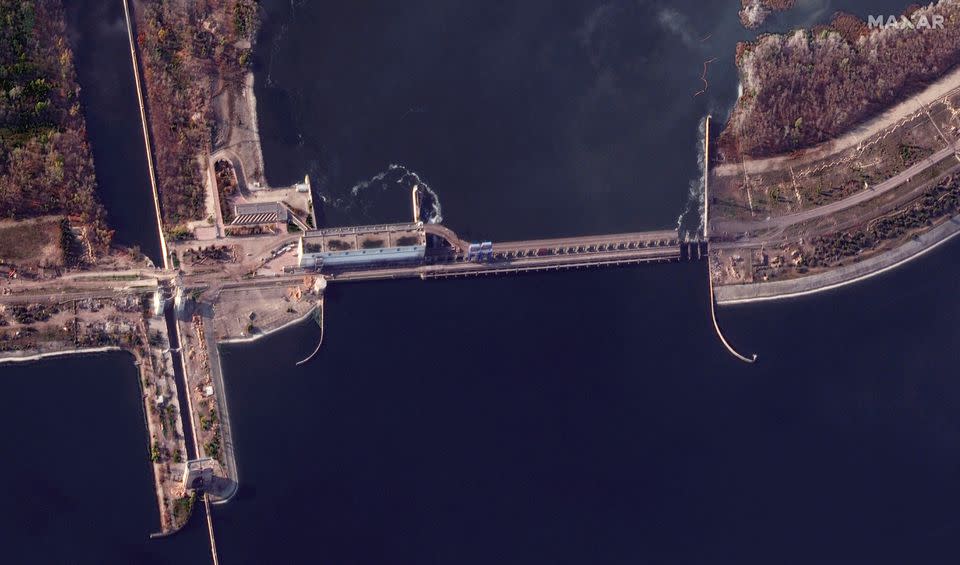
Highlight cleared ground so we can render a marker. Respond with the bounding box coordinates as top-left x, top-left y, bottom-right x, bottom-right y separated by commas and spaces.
0, 217, 63, 267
